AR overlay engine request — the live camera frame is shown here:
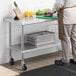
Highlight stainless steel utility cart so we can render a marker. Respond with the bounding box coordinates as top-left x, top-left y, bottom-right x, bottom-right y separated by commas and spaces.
4, 17, 57, 71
